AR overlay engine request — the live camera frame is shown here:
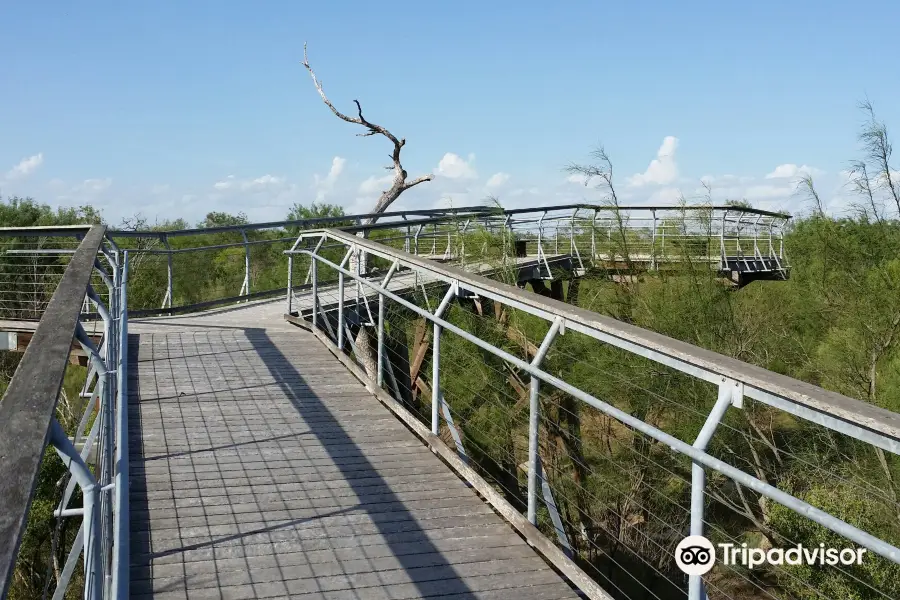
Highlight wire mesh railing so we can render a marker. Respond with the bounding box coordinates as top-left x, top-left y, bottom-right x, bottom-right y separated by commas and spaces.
289, 228, 899, 600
